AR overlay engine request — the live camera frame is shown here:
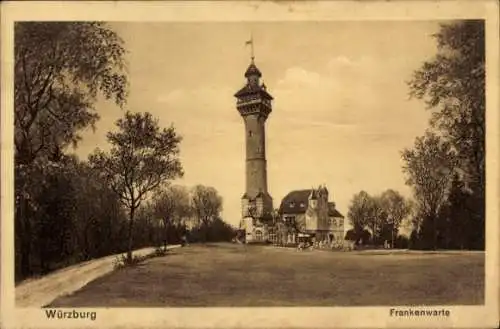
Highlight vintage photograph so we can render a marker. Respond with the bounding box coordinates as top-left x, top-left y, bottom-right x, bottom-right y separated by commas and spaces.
1, 1, 498, 328
13, 18, 486, 306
